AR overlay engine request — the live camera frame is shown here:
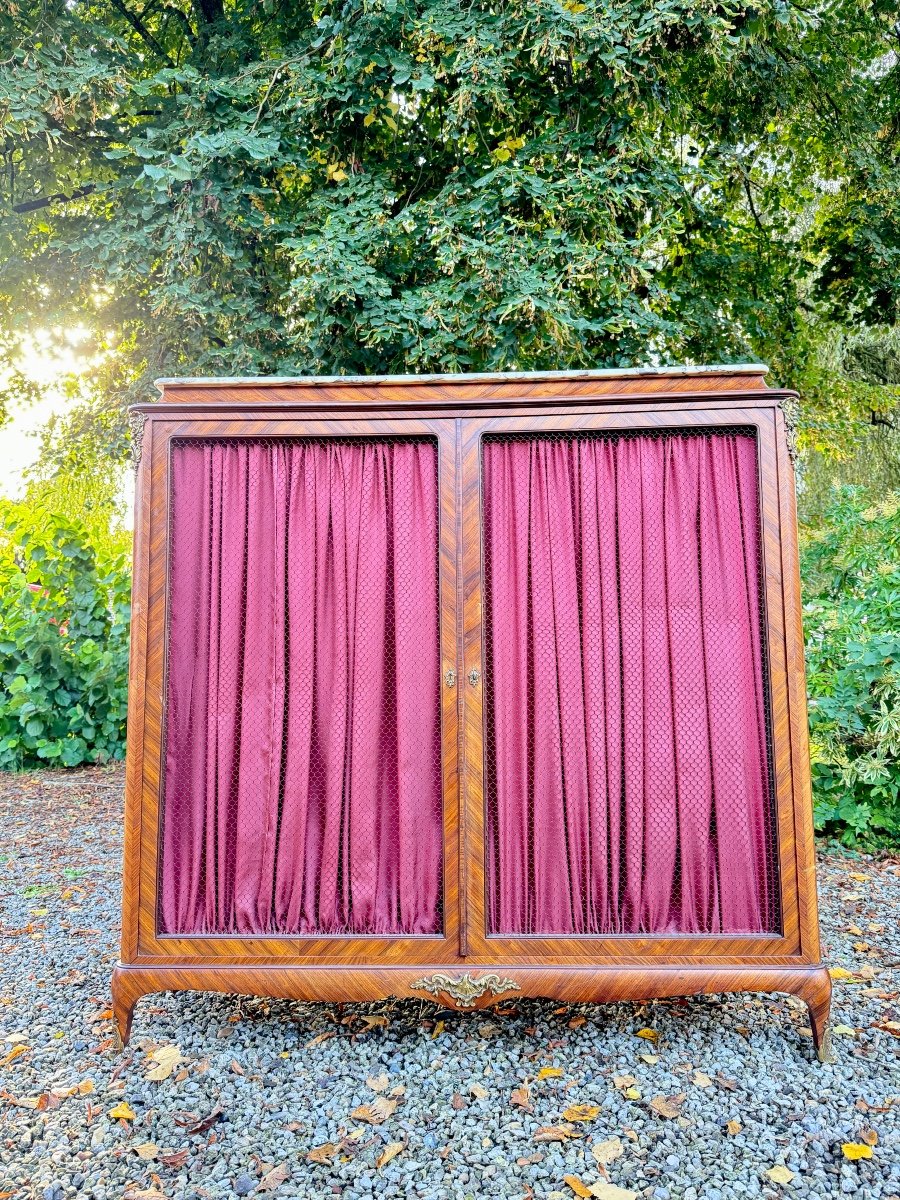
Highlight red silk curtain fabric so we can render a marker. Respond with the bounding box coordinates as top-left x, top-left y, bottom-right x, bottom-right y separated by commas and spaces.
160, 439, 443, 936
483, 432, 777, 936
